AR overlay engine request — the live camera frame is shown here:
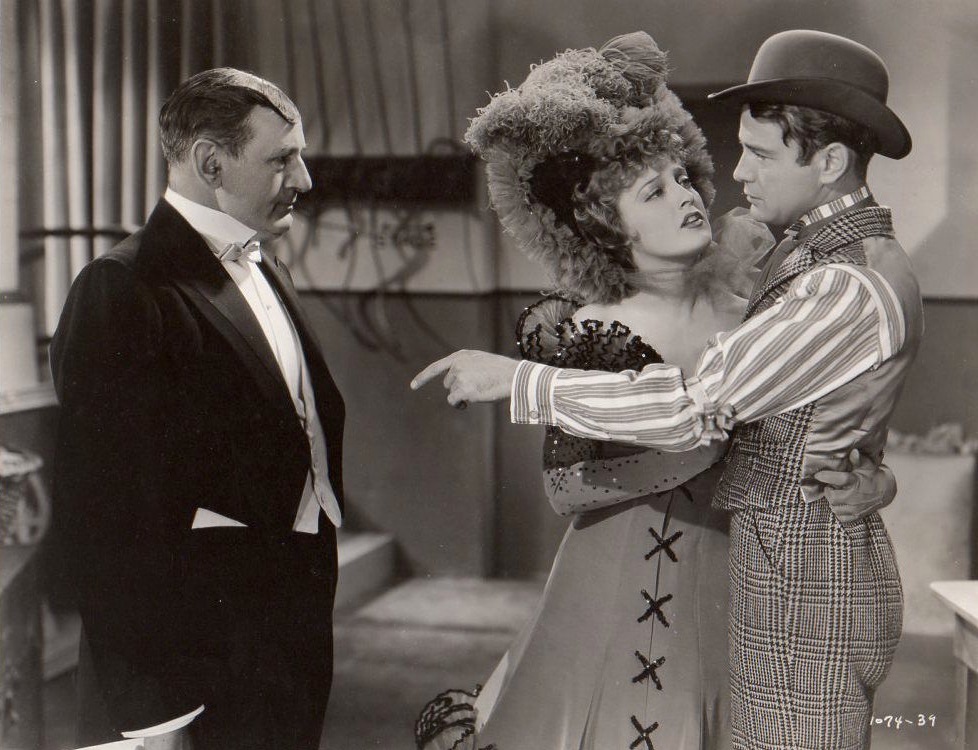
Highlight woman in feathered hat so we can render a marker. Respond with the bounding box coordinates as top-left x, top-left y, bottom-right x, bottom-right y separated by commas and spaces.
414, 31, 888, 750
